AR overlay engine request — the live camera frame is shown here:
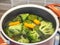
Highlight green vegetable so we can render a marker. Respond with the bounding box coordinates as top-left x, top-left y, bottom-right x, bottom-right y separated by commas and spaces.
8, 23, 23, 37
4, 27, 13, 37
33, 25, 39, 31
21, 25, 40, 43
27, 30, 40, 43
24, 20, 32, 23
6, 29, 13, 37
34, 25, 46, 40
28, 15, 37, 21
39, 21, 54, 35
18, 36, 29, 43
22, 25, 32, 35
12, 16, 21, 22
37, 16, 43, 21
20, 13, 29, 21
